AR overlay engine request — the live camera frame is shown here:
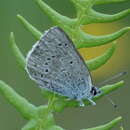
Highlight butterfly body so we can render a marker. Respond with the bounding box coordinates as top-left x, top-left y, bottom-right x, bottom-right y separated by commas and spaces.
26, 27, 101, 106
